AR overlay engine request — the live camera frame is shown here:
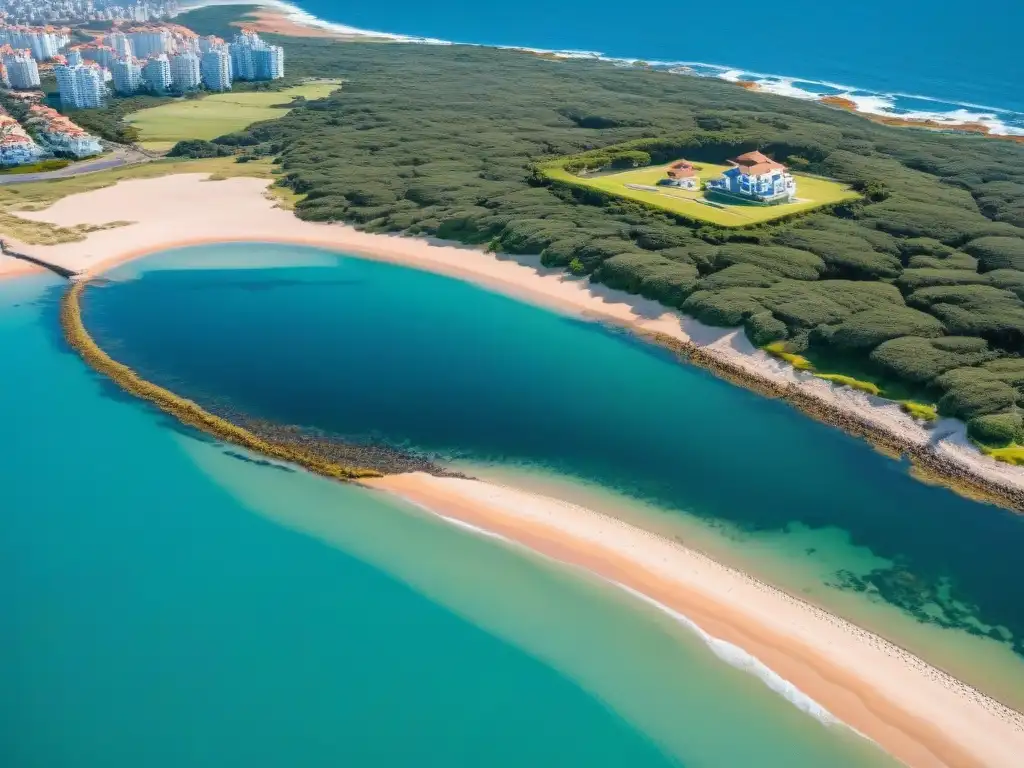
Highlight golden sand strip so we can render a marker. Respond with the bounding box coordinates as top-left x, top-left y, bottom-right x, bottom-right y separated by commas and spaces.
362, 472, 1024, 768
